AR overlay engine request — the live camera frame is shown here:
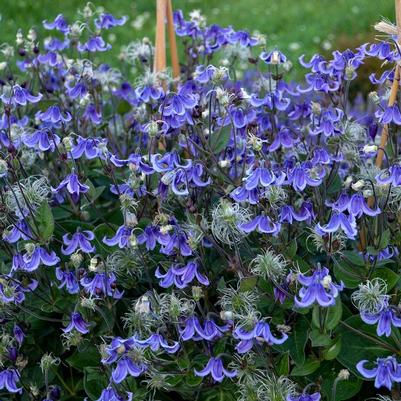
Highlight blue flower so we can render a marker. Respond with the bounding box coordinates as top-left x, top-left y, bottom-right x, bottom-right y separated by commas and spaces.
360, 299, 401, 337
238, 215, 281, 235
260, 50, 287, 64
103, 225, 133, 248
80, 272, 123, 299
43, 14, 69, 33
39, 105, 72, 124
0, 369, 22, 393
63, 312, 90, 334
22, 129, 60, 152
13, 324, 25, 346
136, 334, 180, 354
156, 261, 209, 289
111, 356, 147, 384
295, 266, 343, 308
3, 219, 31, 243
357, 356, 401, 390
54, 172, 89, 203
234, 321, 288, 353
285, 164, 324, 192
376, 164, 401, 186
316, 212, 357, 239
56, 268, 79, 294
78, 37, 111, 53
179, 316, 229, 341
62, 230, 95, 255
376, 105, 401, 125
0, 84, 42, 106
95, 13, 127, 30
13, 246, 60, 272
194, 357, 237, 382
